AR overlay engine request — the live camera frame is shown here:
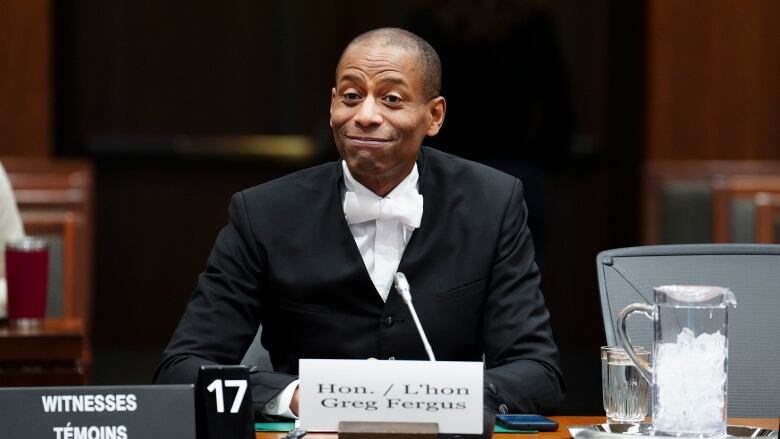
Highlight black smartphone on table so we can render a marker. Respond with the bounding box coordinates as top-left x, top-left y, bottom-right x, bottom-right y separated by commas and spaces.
495, 414, 559, 431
